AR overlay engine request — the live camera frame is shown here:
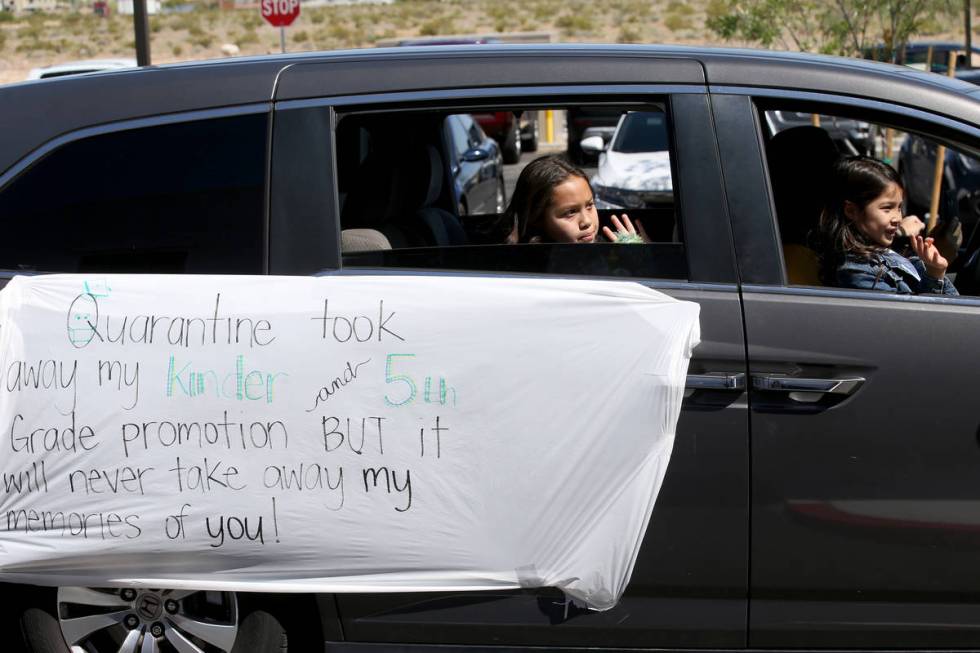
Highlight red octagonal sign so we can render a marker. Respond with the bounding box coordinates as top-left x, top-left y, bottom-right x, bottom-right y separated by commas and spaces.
261, 0, 299, 28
